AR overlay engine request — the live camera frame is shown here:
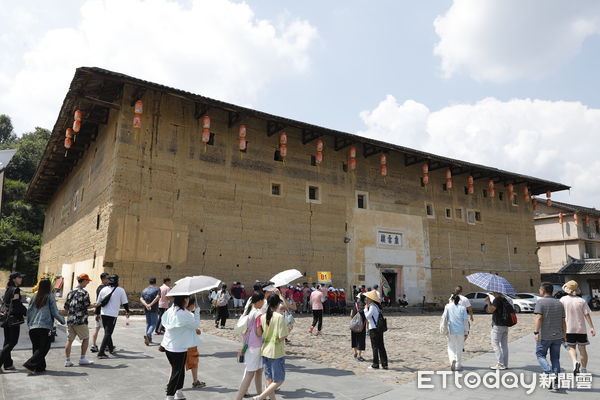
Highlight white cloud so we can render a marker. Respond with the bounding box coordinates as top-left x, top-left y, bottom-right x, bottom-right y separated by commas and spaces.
434, 0, 600, 82
359, 95, 600, 207
0, 0, 318, 134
